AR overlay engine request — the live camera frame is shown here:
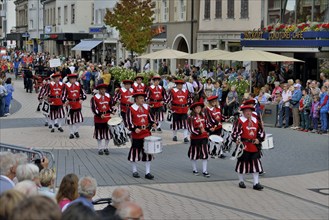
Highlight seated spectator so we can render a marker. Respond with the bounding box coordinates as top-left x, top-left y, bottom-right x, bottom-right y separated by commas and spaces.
38, 168, 56, 199
56, 173, 79, 211
0, 152, 18, 194
0, 190, 26, 220
4, 78, 14, 116
16, 163, 40, 186
97, 187, 131, 219
14, 180, 38, 197
116, 201, 144, 220
62, 202, 100, 220
10, 195, 61, 220
67, 176, 97, 211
